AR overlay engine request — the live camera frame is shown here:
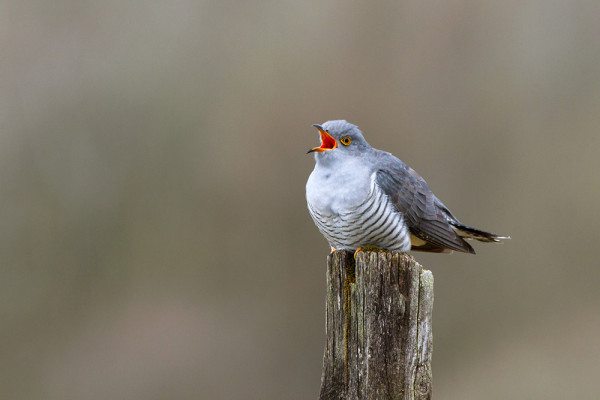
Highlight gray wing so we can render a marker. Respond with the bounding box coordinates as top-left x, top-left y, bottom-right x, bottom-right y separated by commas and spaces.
374, 153, 475, 254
